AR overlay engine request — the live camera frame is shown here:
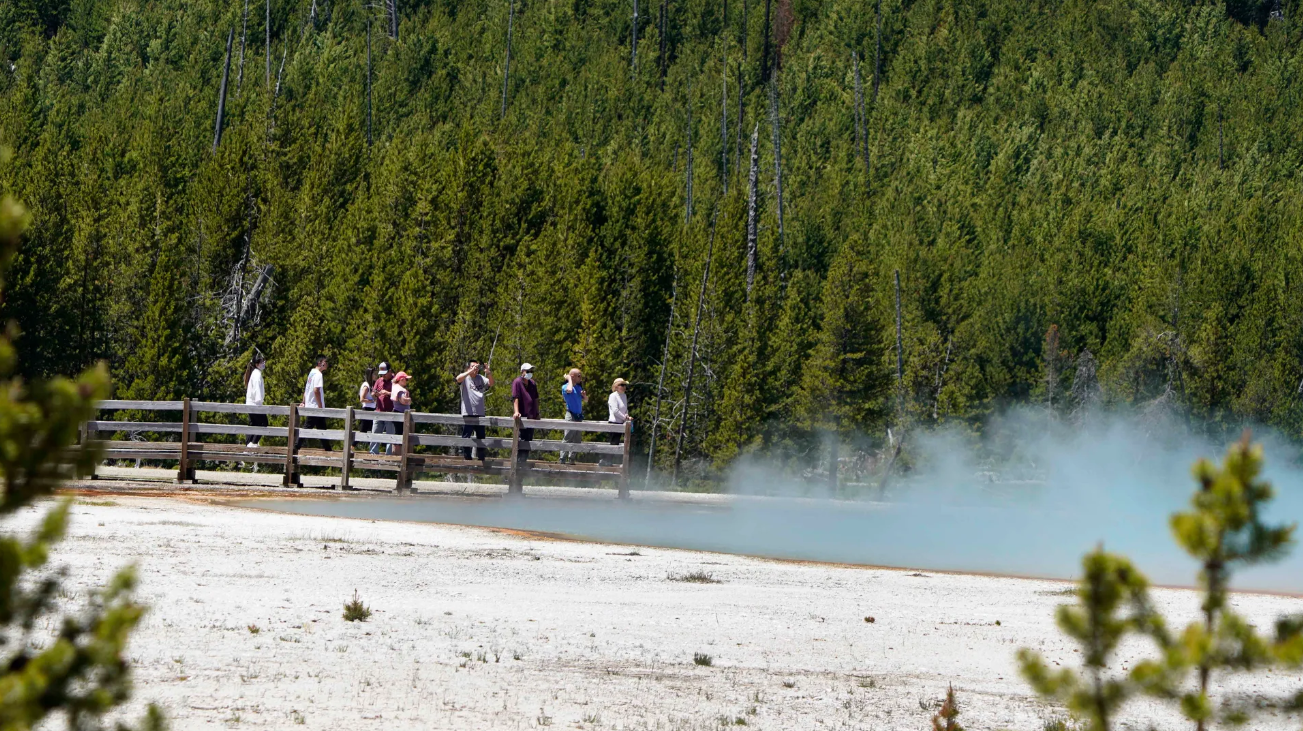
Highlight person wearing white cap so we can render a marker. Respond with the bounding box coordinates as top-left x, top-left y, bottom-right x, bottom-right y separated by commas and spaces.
511, 363, 539, 464
370, 362, 394, 455
602, 377, 631, 465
